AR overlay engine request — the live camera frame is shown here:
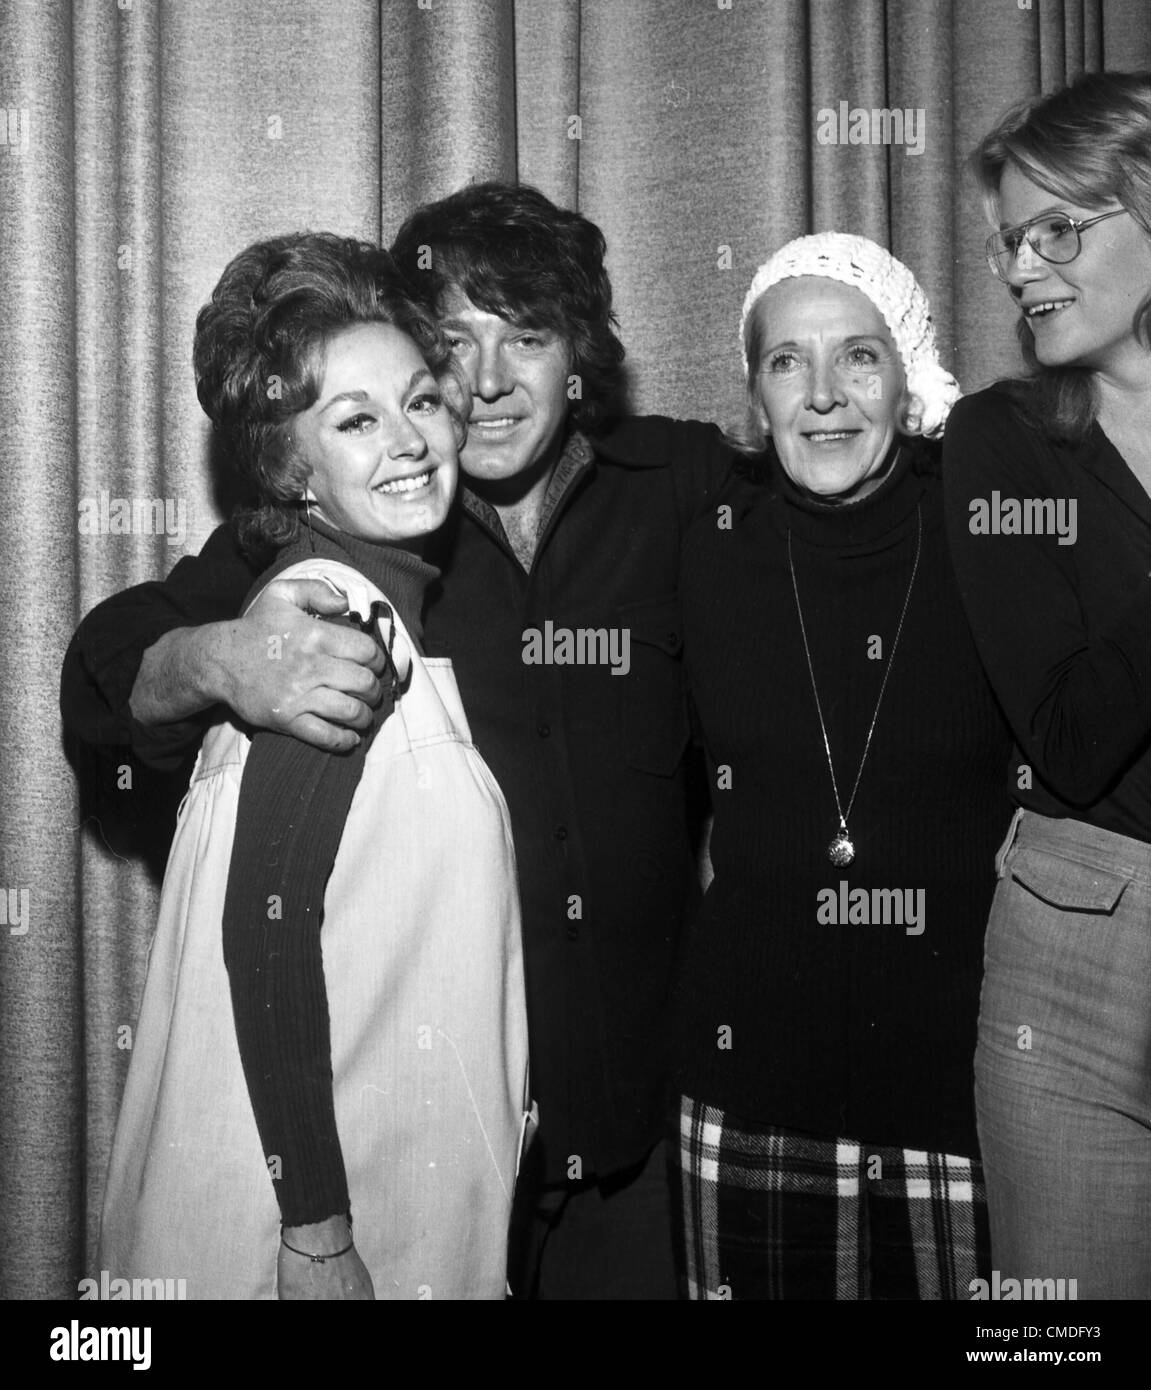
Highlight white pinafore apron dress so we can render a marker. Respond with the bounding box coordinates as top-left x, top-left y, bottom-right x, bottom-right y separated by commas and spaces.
97, 559, 532, 1299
